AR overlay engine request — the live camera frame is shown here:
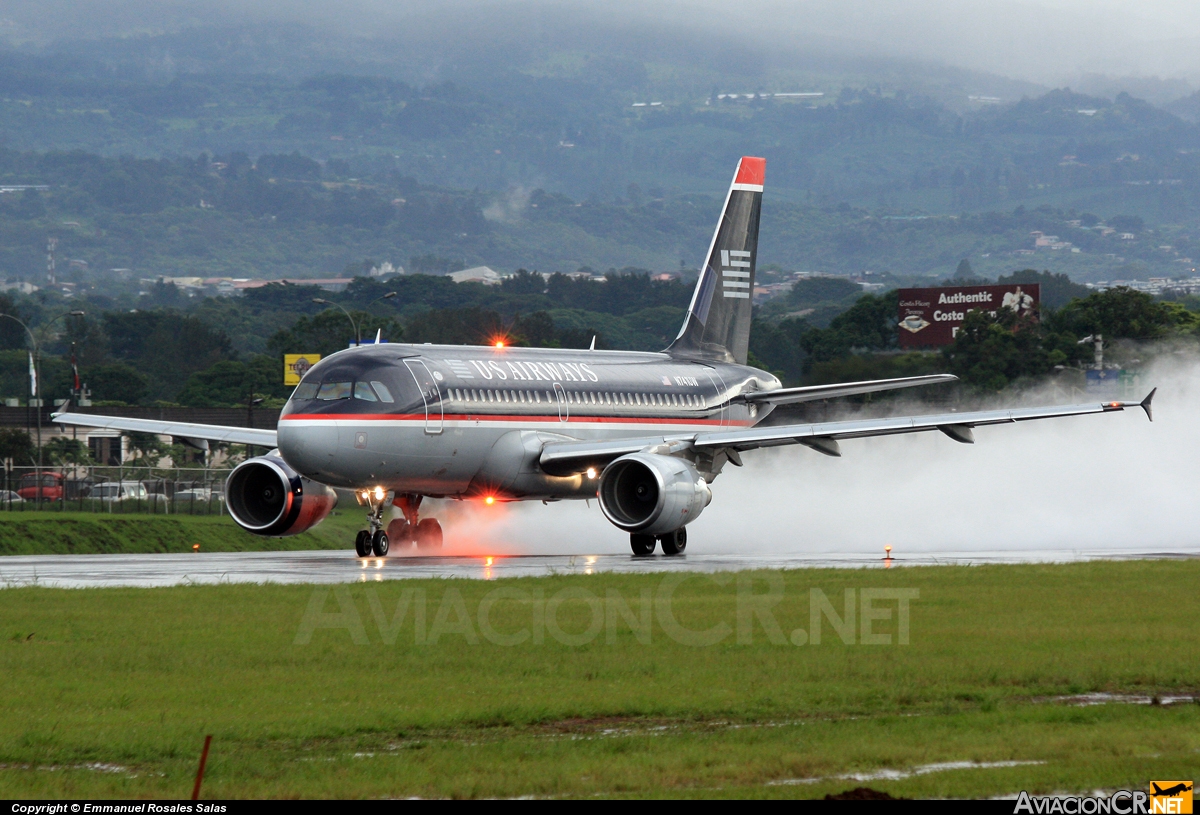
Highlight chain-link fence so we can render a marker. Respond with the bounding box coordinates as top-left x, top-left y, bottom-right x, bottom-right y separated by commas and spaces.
0, 466, 232, 515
